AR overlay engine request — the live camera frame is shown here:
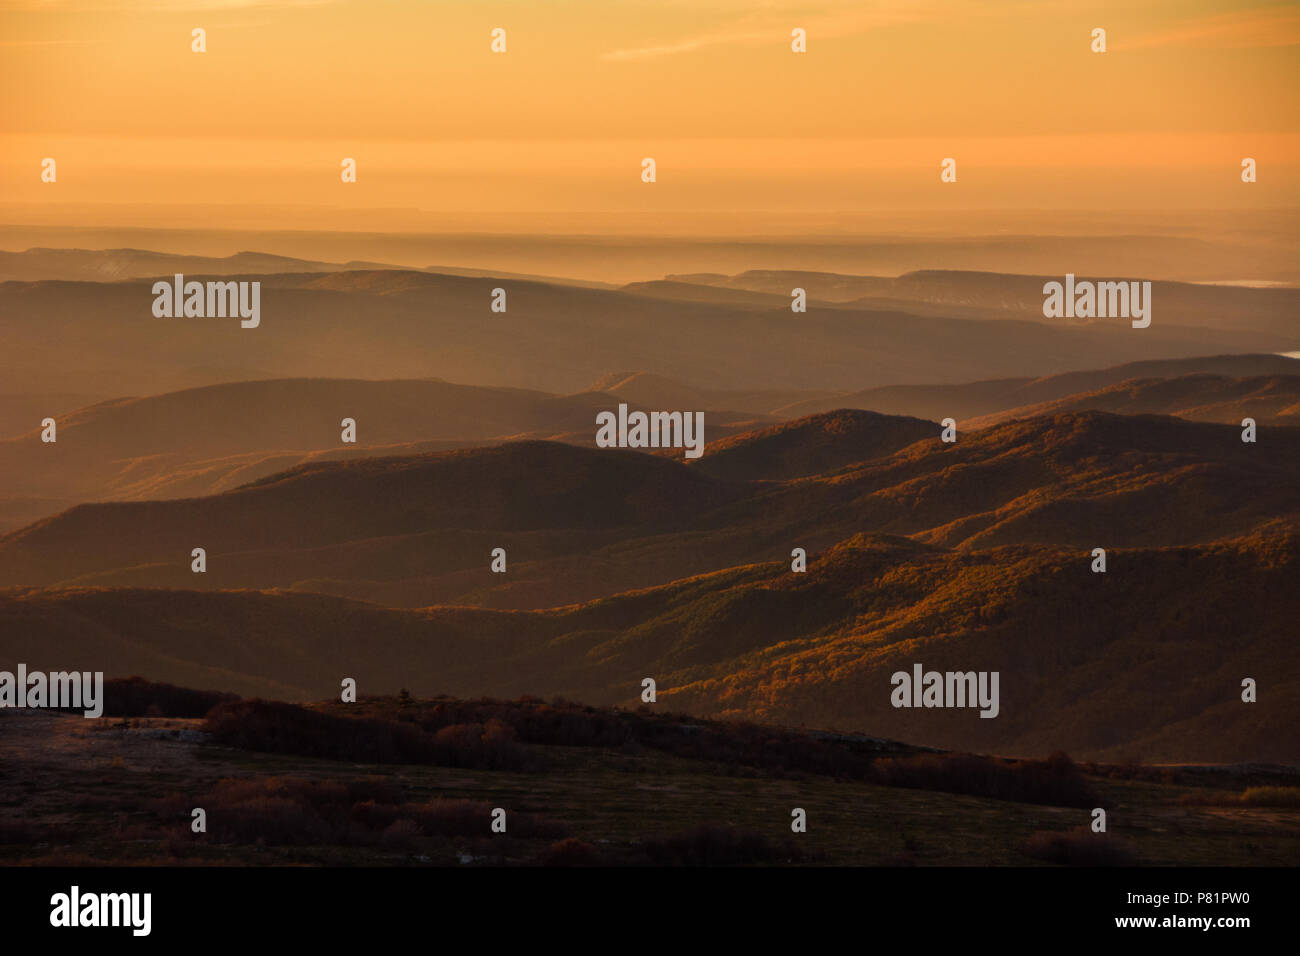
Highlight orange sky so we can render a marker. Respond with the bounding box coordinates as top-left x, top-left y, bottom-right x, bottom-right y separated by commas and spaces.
1, 0, 1297, 233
